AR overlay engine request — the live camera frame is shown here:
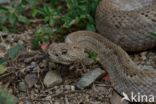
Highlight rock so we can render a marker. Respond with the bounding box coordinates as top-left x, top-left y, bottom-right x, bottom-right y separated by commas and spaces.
23, 100, 32, 104
64, 85, 75, 91
140, 52, 147, 61
25, 74, 38, 88
44, 70, 62, 88
142, 65, 155, 71
18, 82, 27, 92
76, 68, 105, 89
30, 62, 37, 68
